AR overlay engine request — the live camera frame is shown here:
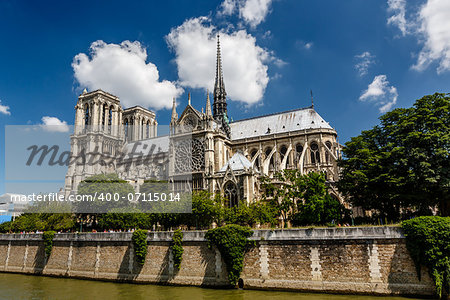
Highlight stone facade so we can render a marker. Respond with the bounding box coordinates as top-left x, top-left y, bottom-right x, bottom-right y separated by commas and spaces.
0, 227, 435, 297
